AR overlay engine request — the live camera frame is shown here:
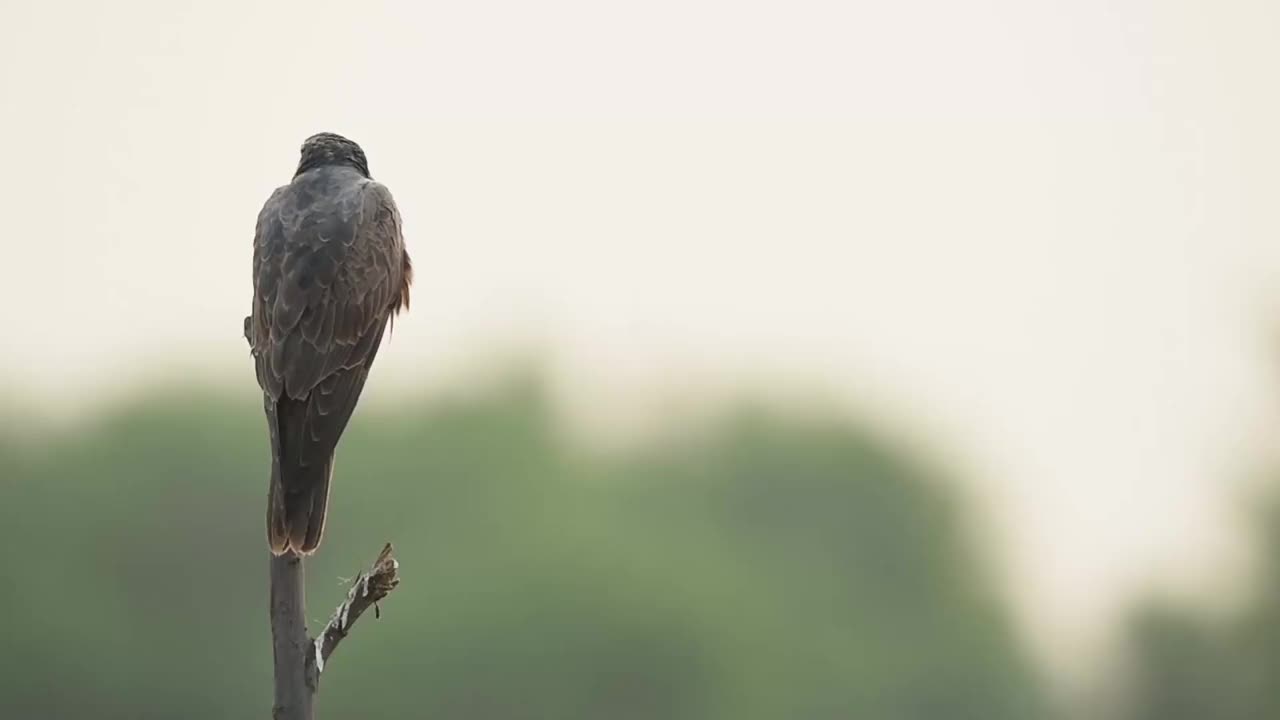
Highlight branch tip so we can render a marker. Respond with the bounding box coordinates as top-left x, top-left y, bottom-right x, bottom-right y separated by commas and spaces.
313, 542, 401, 671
